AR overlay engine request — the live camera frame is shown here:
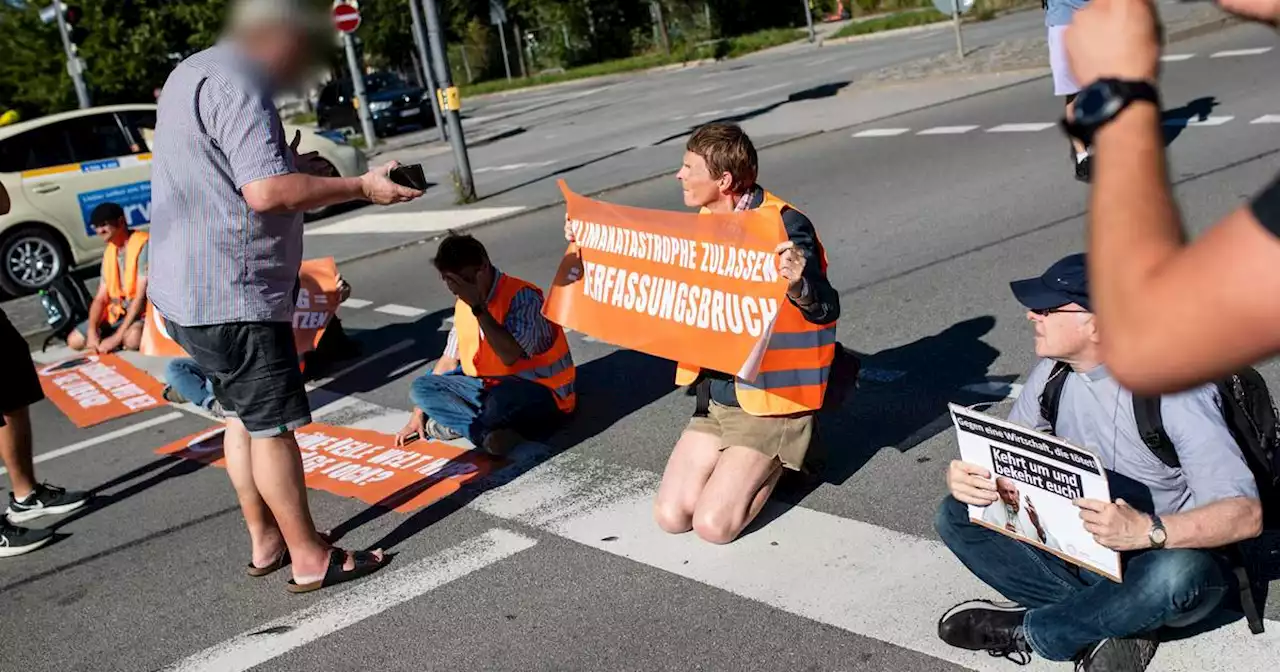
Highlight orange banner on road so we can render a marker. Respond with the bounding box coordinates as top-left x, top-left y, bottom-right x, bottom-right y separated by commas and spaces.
544, 181, 789, 378
37, 354, 167, 427
156, 423, 501, 513
142, 257, 341, 358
